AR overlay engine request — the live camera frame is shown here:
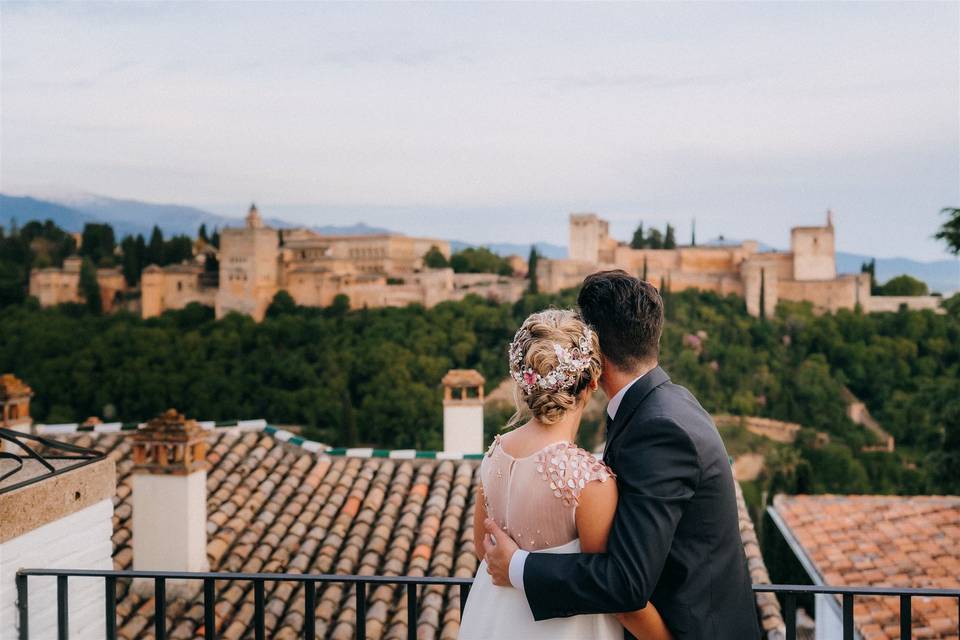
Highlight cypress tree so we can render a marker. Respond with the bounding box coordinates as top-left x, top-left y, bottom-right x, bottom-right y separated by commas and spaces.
759, 268, 767, 320
527, 246, 539, 293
